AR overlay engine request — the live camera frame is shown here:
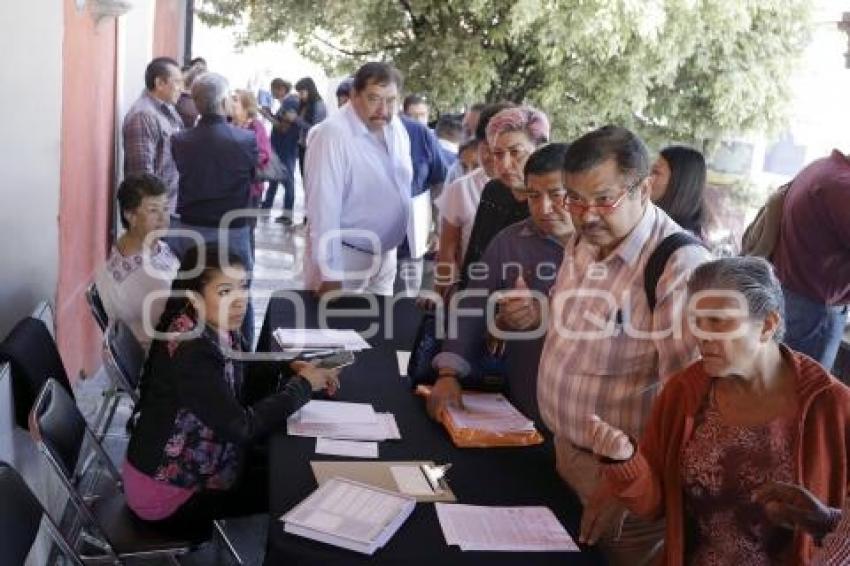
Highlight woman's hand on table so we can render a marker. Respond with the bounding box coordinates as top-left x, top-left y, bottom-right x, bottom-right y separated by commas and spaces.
291, 361, 341, 395
426, 374, 463, 421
